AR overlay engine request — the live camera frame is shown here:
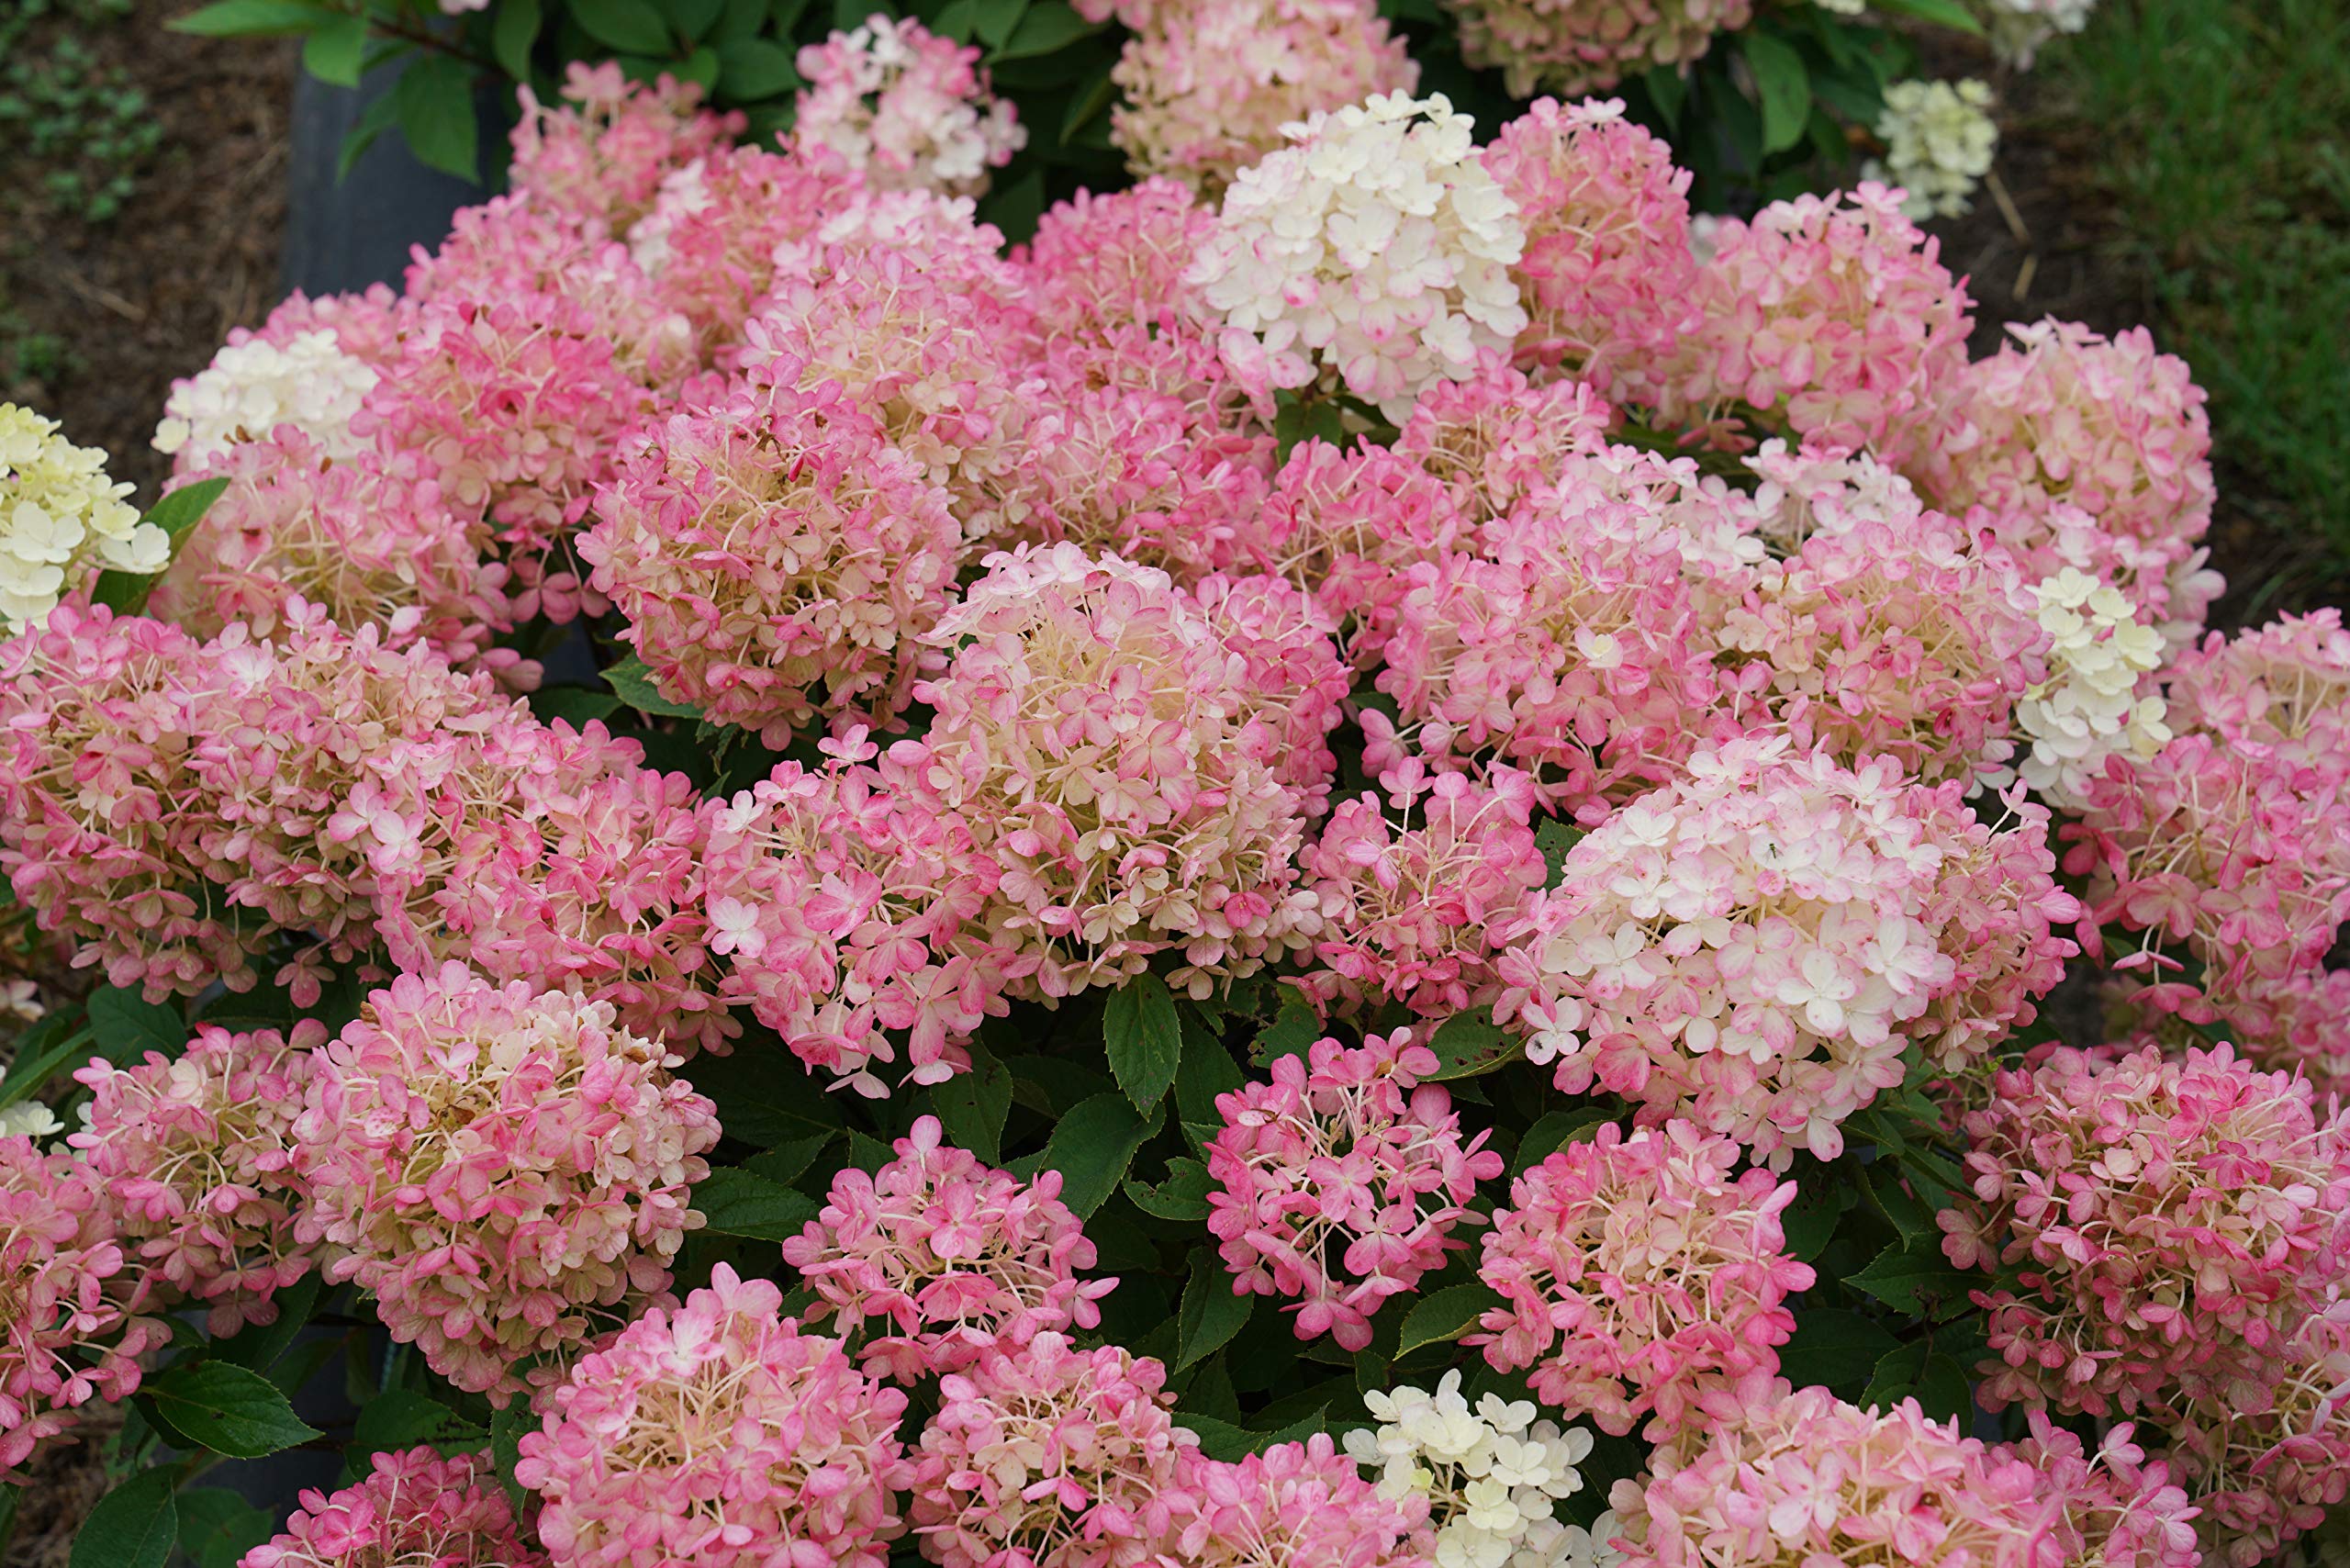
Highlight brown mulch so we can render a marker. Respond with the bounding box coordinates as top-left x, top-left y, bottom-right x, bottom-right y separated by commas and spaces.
0, 1, 295, 506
